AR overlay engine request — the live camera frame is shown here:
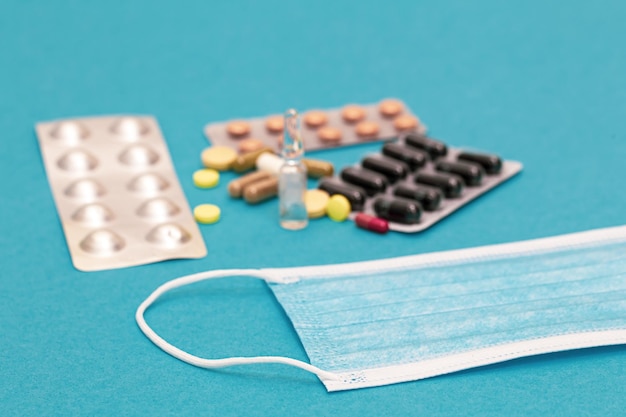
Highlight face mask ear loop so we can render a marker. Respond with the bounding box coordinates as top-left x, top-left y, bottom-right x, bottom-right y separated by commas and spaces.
135, 268, 340, 382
